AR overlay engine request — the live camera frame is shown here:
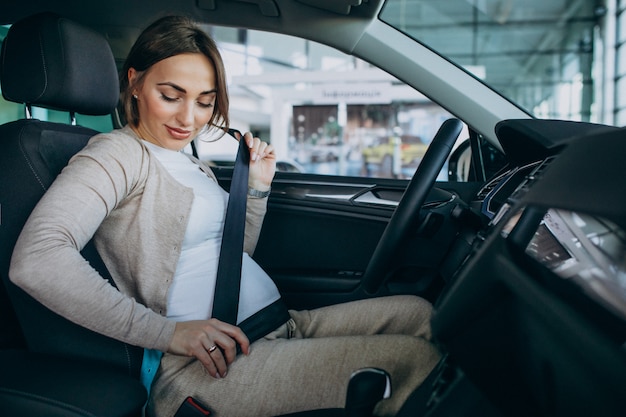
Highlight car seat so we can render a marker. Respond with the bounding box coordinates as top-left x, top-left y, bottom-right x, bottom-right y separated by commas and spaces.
0, 12, 389, 417
0, 11, 147, 417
